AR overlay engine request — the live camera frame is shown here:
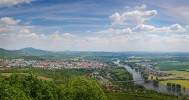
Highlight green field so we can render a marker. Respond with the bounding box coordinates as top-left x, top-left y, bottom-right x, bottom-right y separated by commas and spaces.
158, 63, 189, 71
110, 67, 133, 81
160, 80, 189, 90
125, 60, 141, 63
